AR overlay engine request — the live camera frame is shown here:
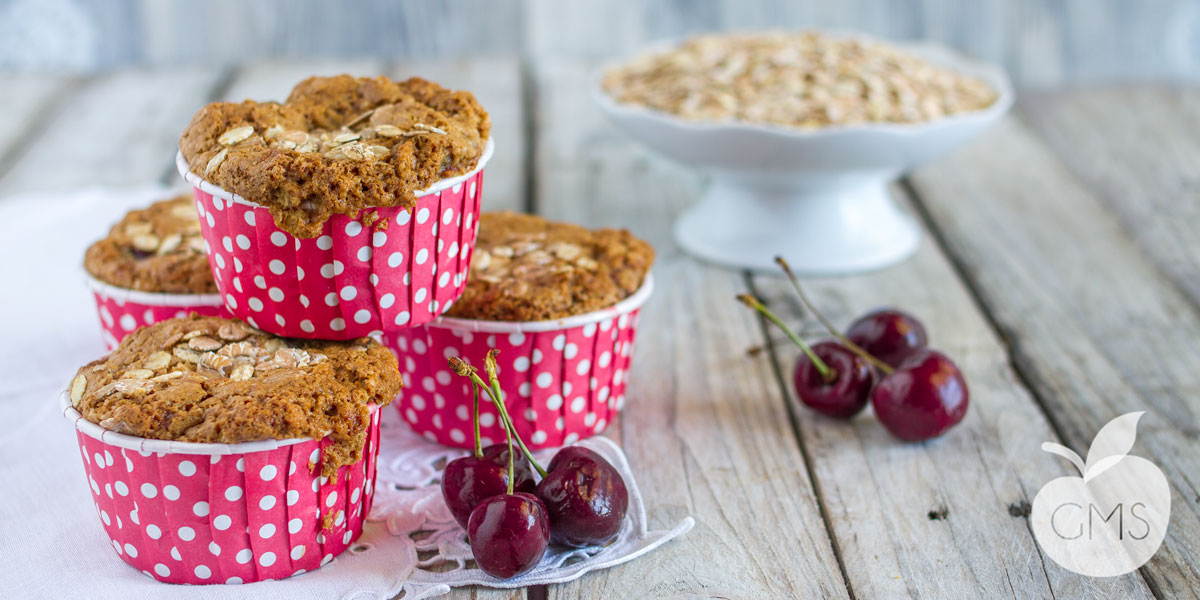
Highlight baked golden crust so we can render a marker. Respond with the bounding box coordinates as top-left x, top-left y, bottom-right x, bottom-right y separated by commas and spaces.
444, 212, 655, 321
179, 75, 491, 238
84, 195, 216, 294
68, 315, 402, 475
